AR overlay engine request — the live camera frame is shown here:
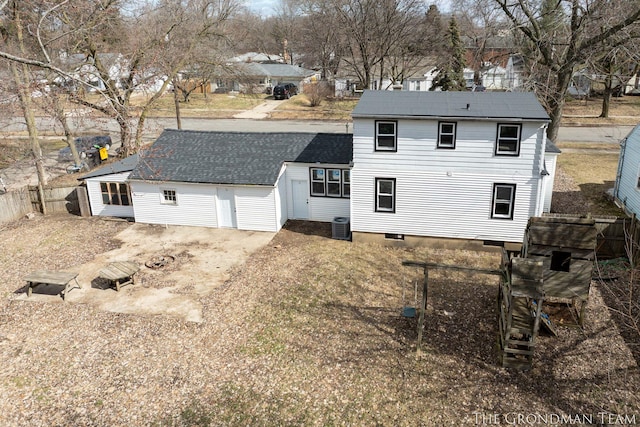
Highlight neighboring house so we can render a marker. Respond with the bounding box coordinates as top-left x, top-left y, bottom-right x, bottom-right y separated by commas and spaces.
482, 66, 507, 90
350, 90, 557, 248
216, 63, 318, 94
82, 90, 559, 249
84, 131, 351, 232
59, 53, 167, 94
613, 124, 640, 216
